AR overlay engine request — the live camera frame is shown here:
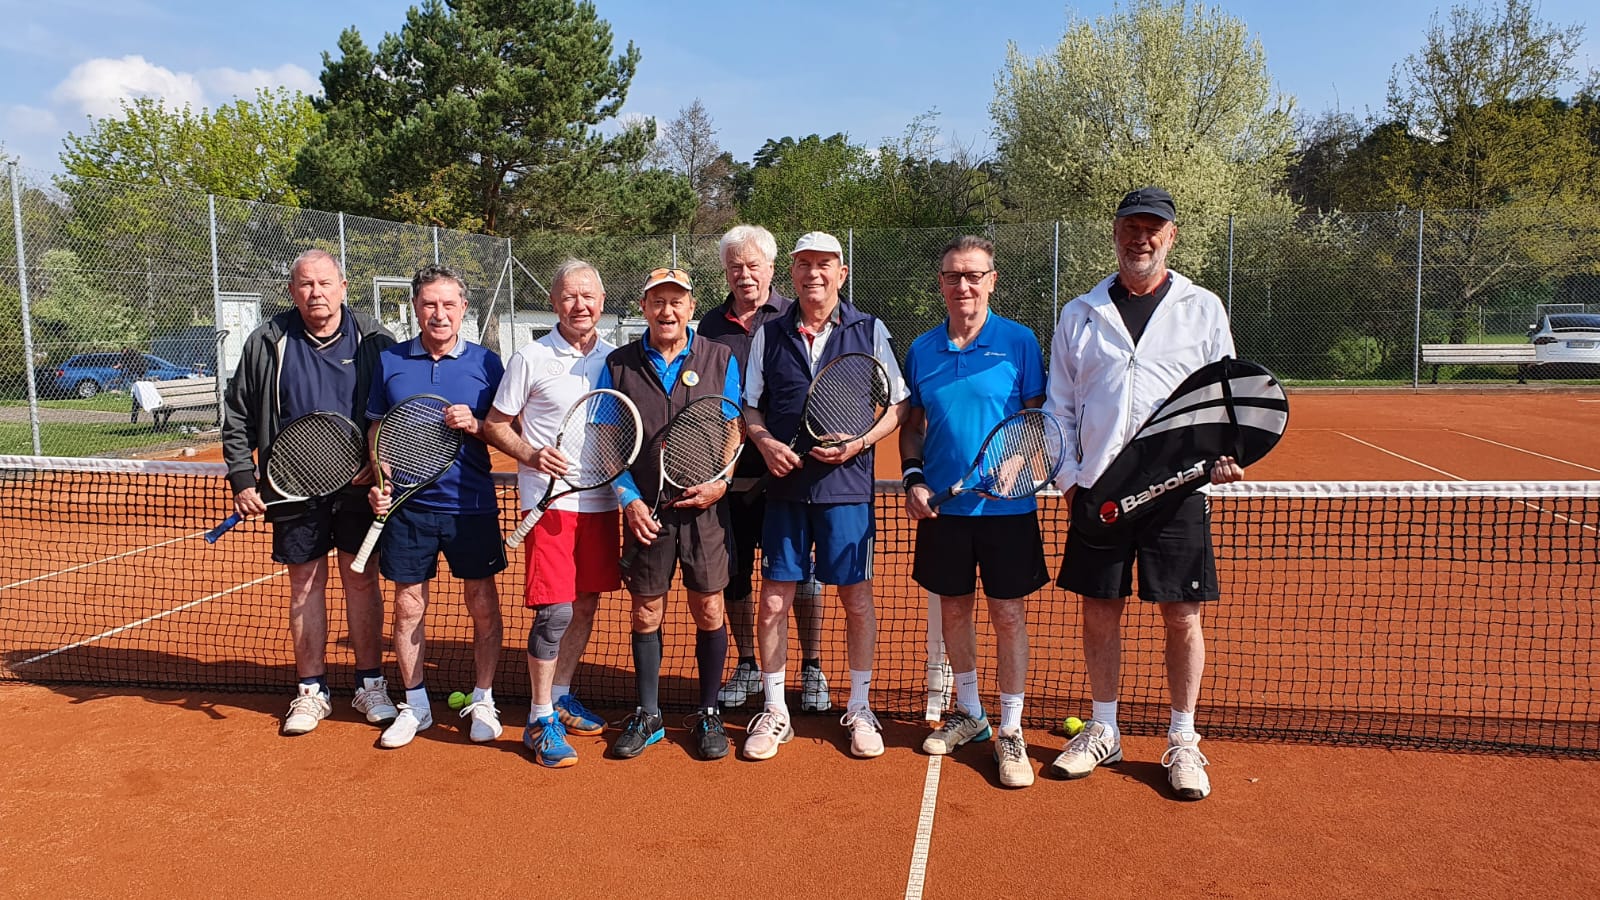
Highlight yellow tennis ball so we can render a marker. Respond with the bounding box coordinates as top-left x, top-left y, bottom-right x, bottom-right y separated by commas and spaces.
1063, 716, 1085, 737
447, 691, 470, 711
